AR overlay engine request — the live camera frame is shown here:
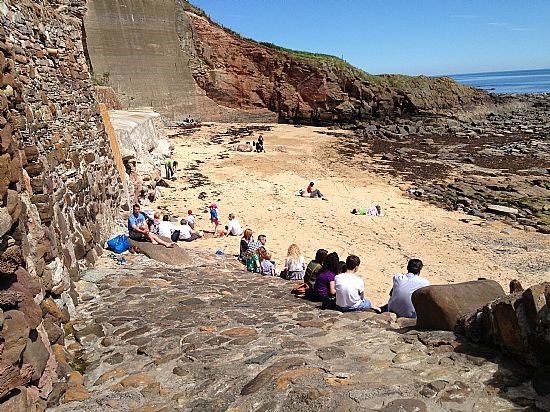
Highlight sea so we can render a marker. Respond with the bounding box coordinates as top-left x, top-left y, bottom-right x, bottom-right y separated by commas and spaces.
449, 68, 550, 94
